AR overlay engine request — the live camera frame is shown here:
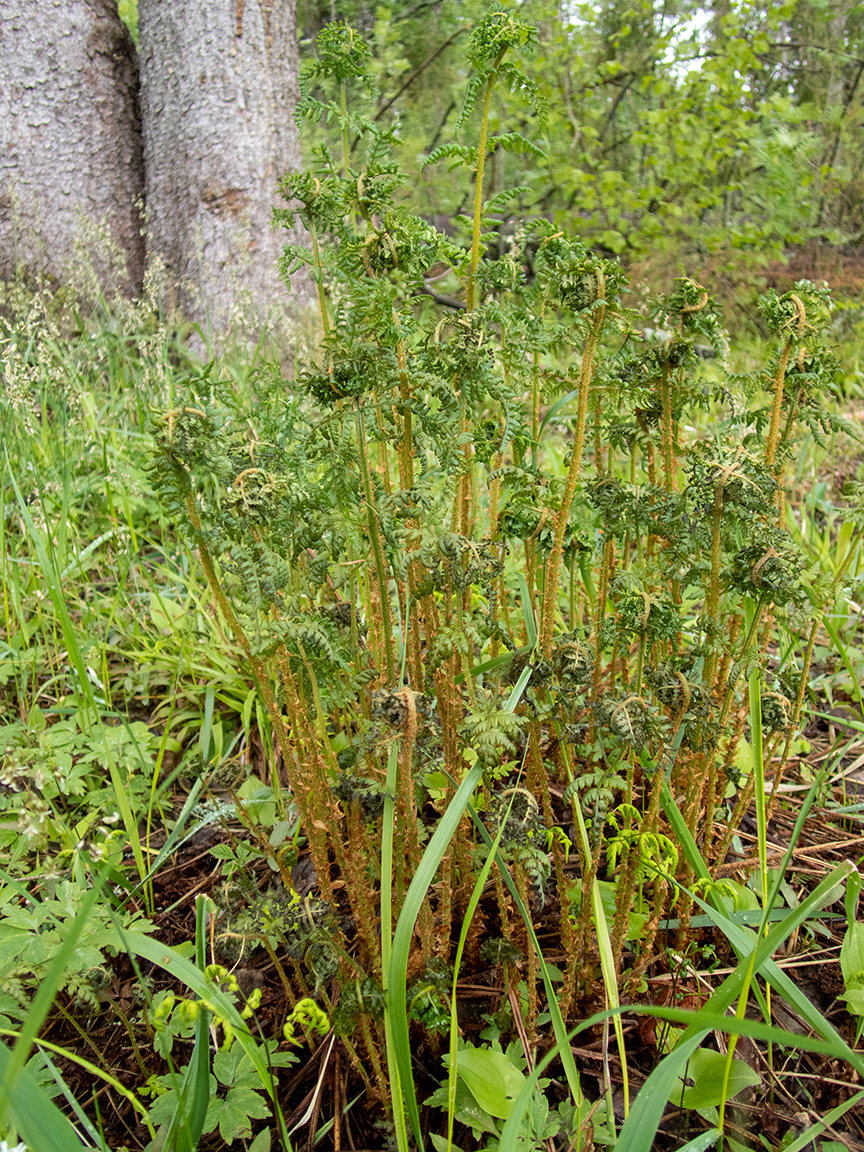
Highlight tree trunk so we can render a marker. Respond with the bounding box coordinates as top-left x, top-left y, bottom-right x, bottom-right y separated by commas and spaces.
0, 0, 144, 295
138, 0, 302, 339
